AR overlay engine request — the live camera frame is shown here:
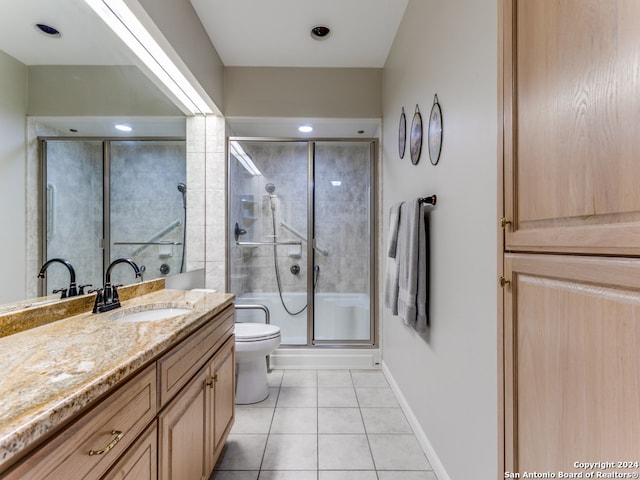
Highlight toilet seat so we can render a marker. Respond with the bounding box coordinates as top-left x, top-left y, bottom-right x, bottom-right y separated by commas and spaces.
234, 323, 280, 342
